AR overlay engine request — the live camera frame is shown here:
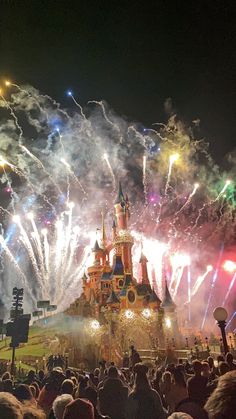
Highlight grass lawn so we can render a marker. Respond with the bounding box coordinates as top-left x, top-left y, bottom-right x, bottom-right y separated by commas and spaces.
0, 325, 57, 364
